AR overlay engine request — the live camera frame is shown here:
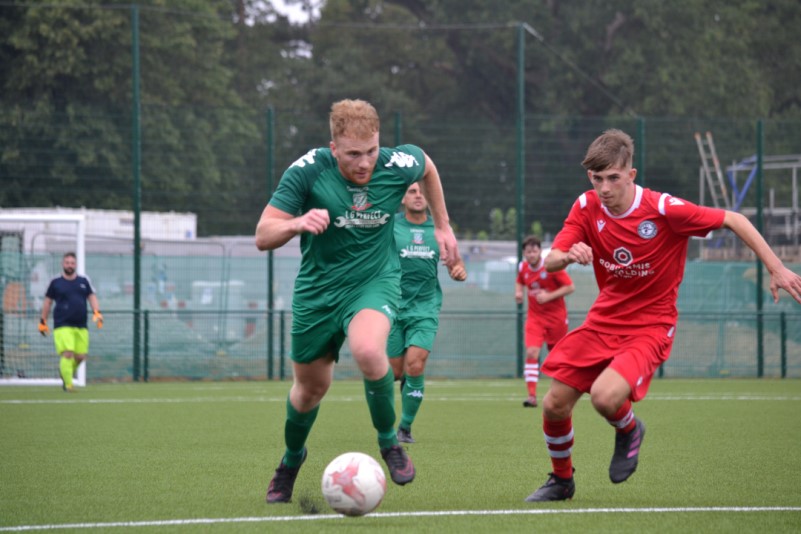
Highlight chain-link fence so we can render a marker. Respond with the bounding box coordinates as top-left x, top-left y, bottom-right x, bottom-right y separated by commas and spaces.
2, 3, 800, 382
